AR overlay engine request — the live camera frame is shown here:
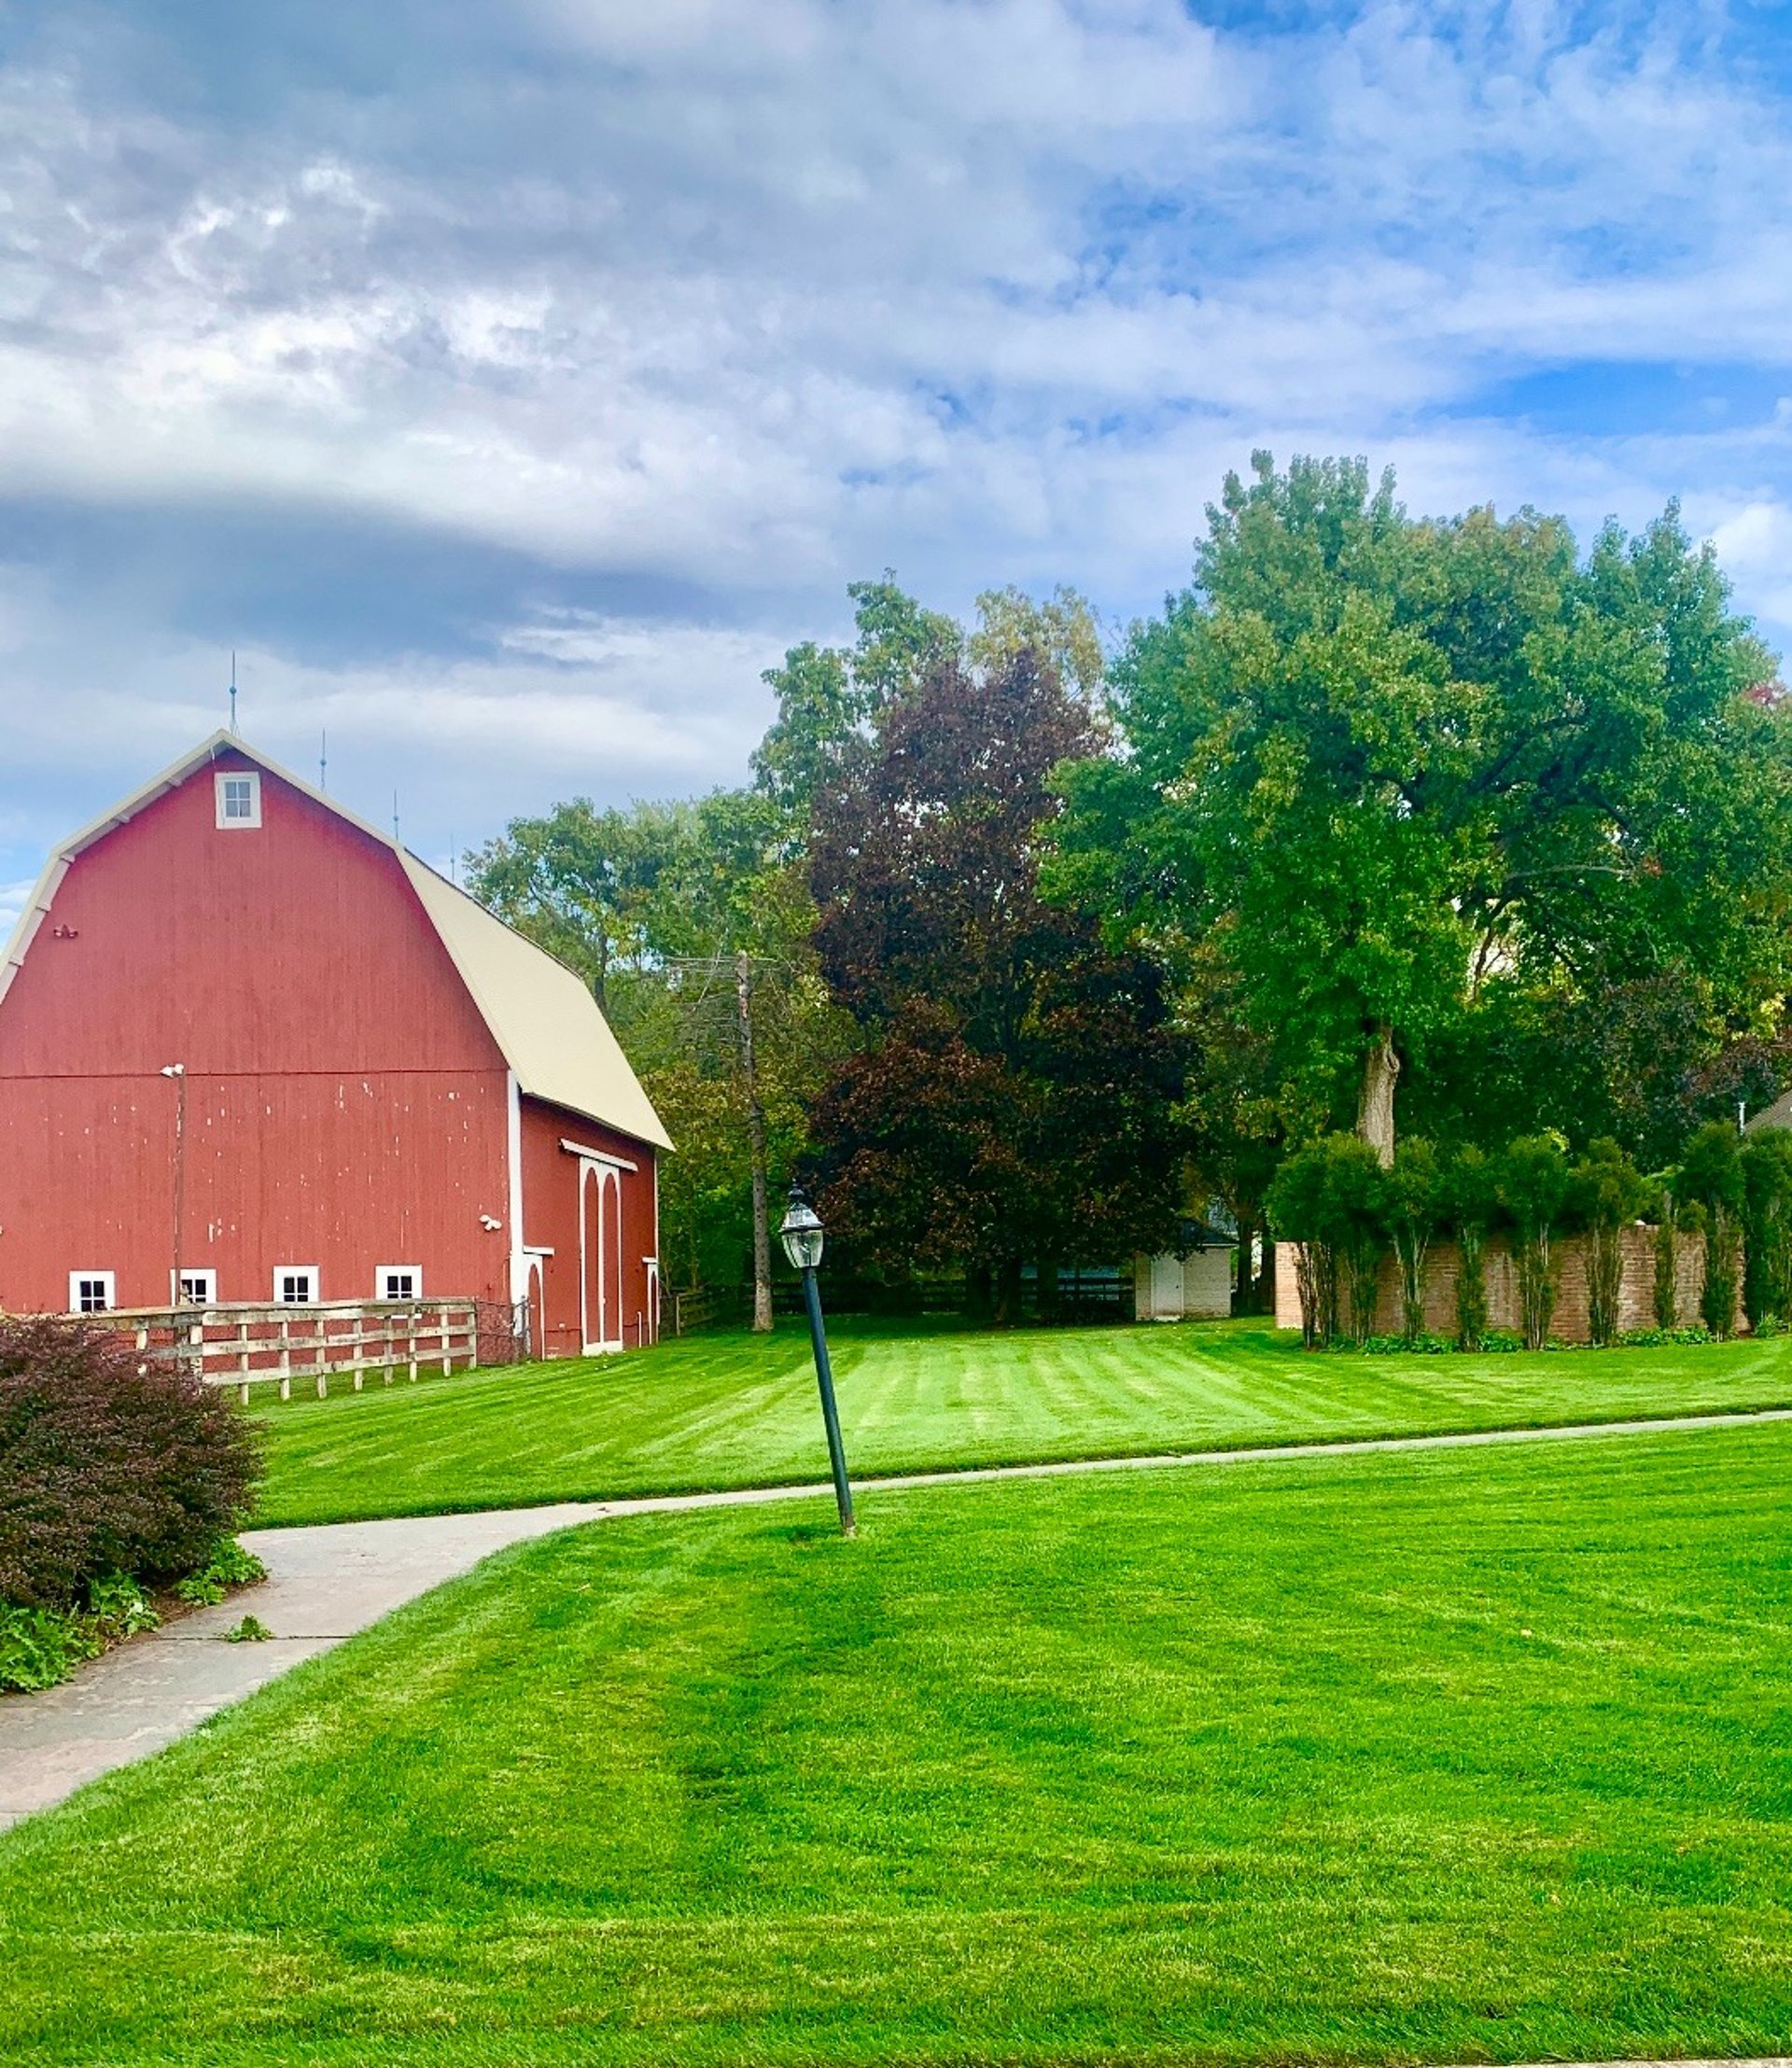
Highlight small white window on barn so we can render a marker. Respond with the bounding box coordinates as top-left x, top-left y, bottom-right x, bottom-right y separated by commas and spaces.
69, 1272, 116, 1314
175, 1269, 217, 1306
274, 1266, 318, 1305
376, 1266, 421, 1302
215, 771, 262, 829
